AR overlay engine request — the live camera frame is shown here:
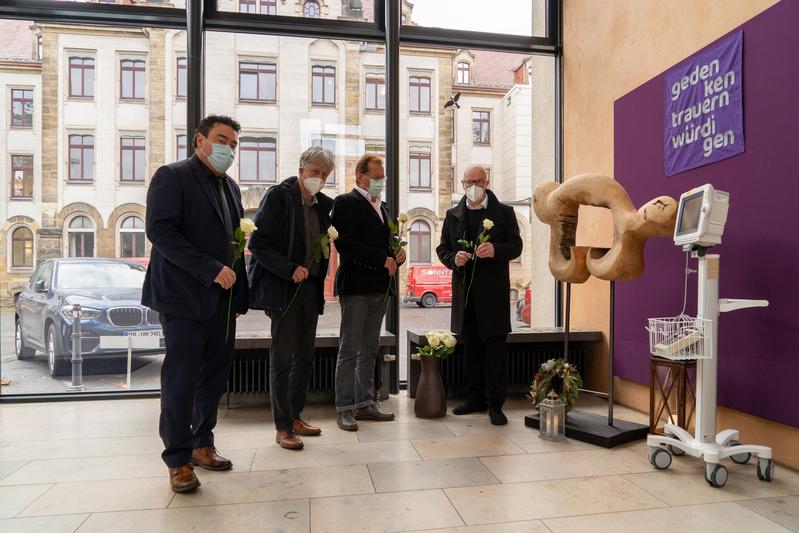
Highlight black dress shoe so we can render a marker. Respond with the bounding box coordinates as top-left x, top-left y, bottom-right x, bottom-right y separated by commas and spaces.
354, 404, 395, 421
337, 411, 359, 431
452, 402, 488, 415
489, 409, 508, 426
